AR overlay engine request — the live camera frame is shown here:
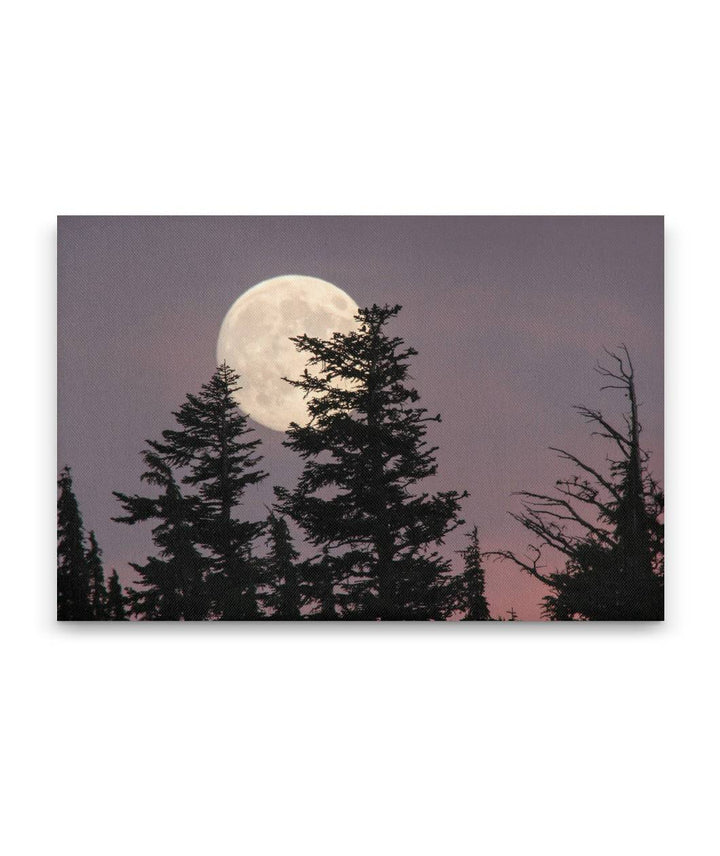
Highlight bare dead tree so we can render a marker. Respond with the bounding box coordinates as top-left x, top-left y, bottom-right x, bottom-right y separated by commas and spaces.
488, 347, 663, 620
